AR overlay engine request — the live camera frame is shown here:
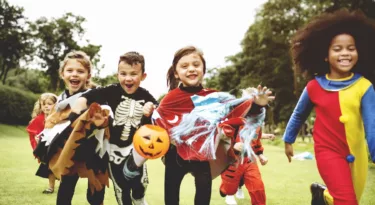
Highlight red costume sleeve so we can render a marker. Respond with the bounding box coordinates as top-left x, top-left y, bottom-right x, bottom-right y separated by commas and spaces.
26, 114, 45, 150
251, 128, 264, 155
